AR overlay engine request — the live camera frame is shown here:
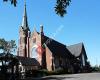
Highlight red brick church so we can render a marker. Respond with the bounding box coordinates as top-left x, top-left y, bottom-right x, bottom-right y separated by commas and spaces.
17, 3, 89, 73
